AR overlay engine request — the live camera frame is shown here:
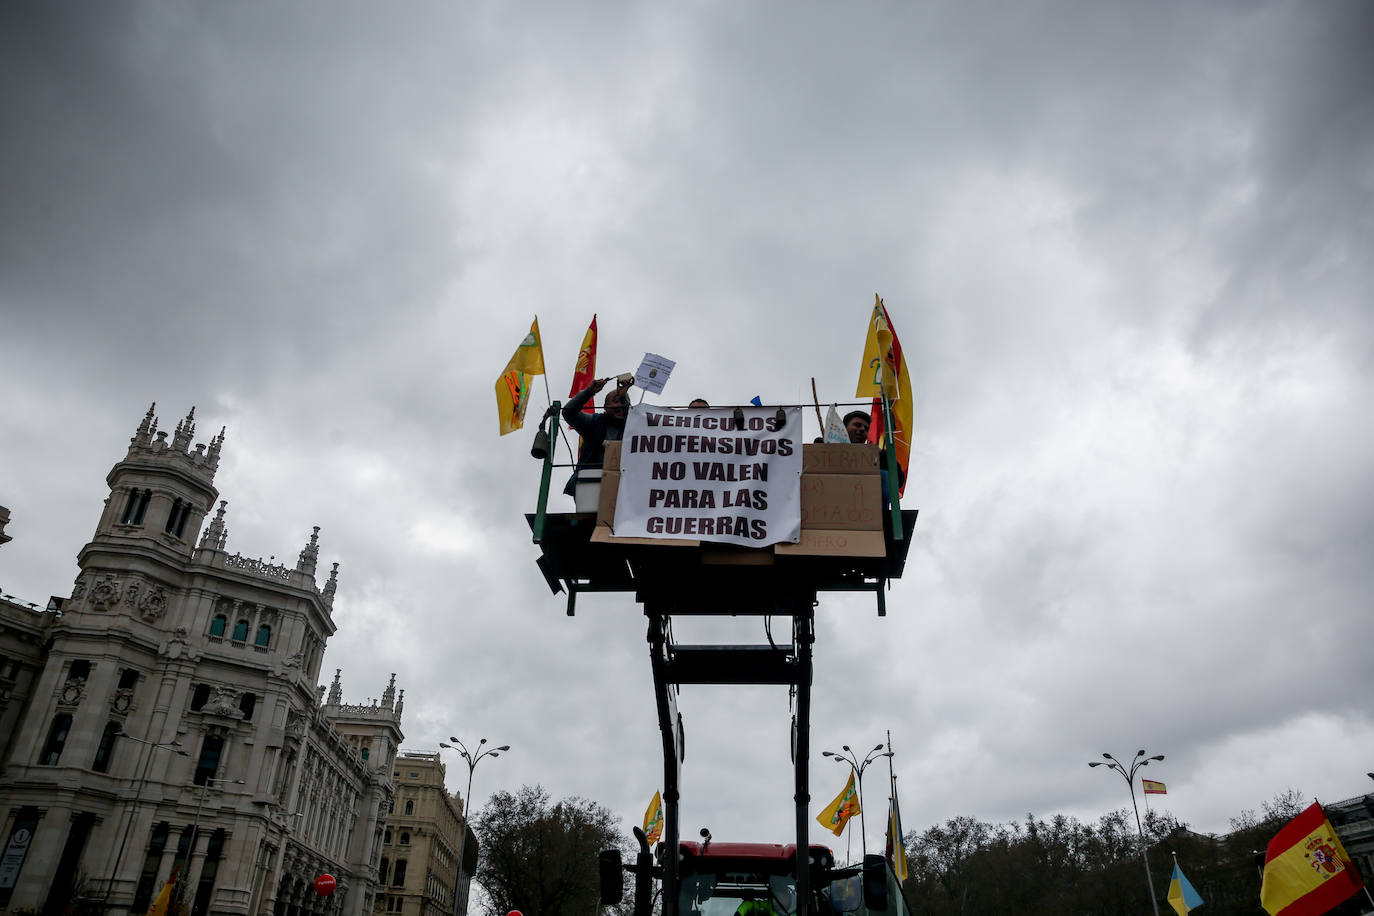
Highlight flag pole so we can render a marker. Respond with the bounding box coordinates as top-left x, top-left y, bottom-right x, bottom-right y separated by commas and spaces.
886, 730, 896, 799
